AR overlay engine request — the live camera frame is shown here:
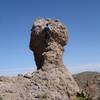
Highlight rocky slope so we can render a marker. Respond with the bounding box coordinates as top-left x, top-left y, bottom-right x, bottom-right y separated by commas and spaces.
74, 71, 100, 100
0, 18, 79, 100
